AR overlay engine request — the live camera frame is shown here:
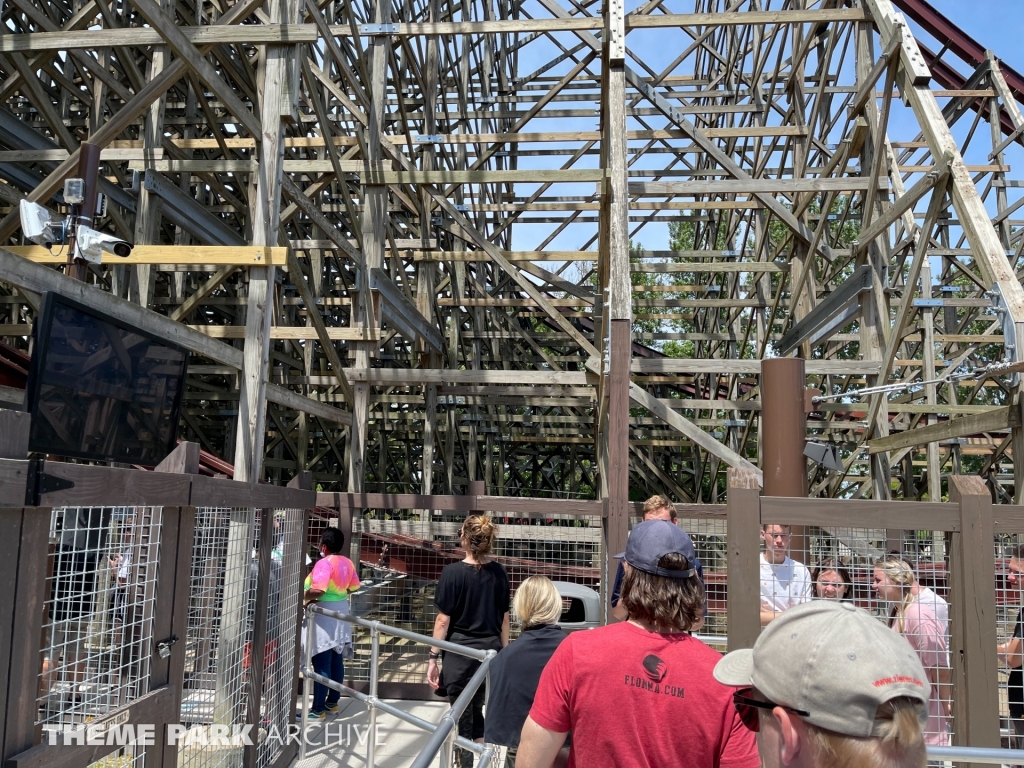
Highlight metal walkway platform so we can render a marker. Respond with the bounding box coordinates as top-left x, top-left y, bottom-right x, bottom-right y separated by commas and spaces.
293, 699, 483, 768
